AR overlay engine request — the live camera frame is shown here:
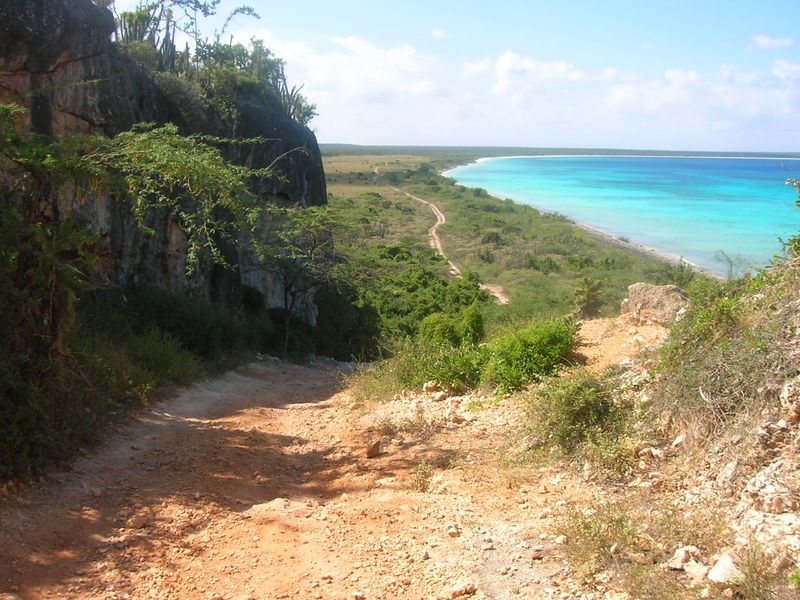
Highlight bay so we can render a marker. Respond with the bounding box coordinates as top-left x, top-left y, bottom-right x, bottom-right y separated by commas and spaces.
445, 156, 800, 275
